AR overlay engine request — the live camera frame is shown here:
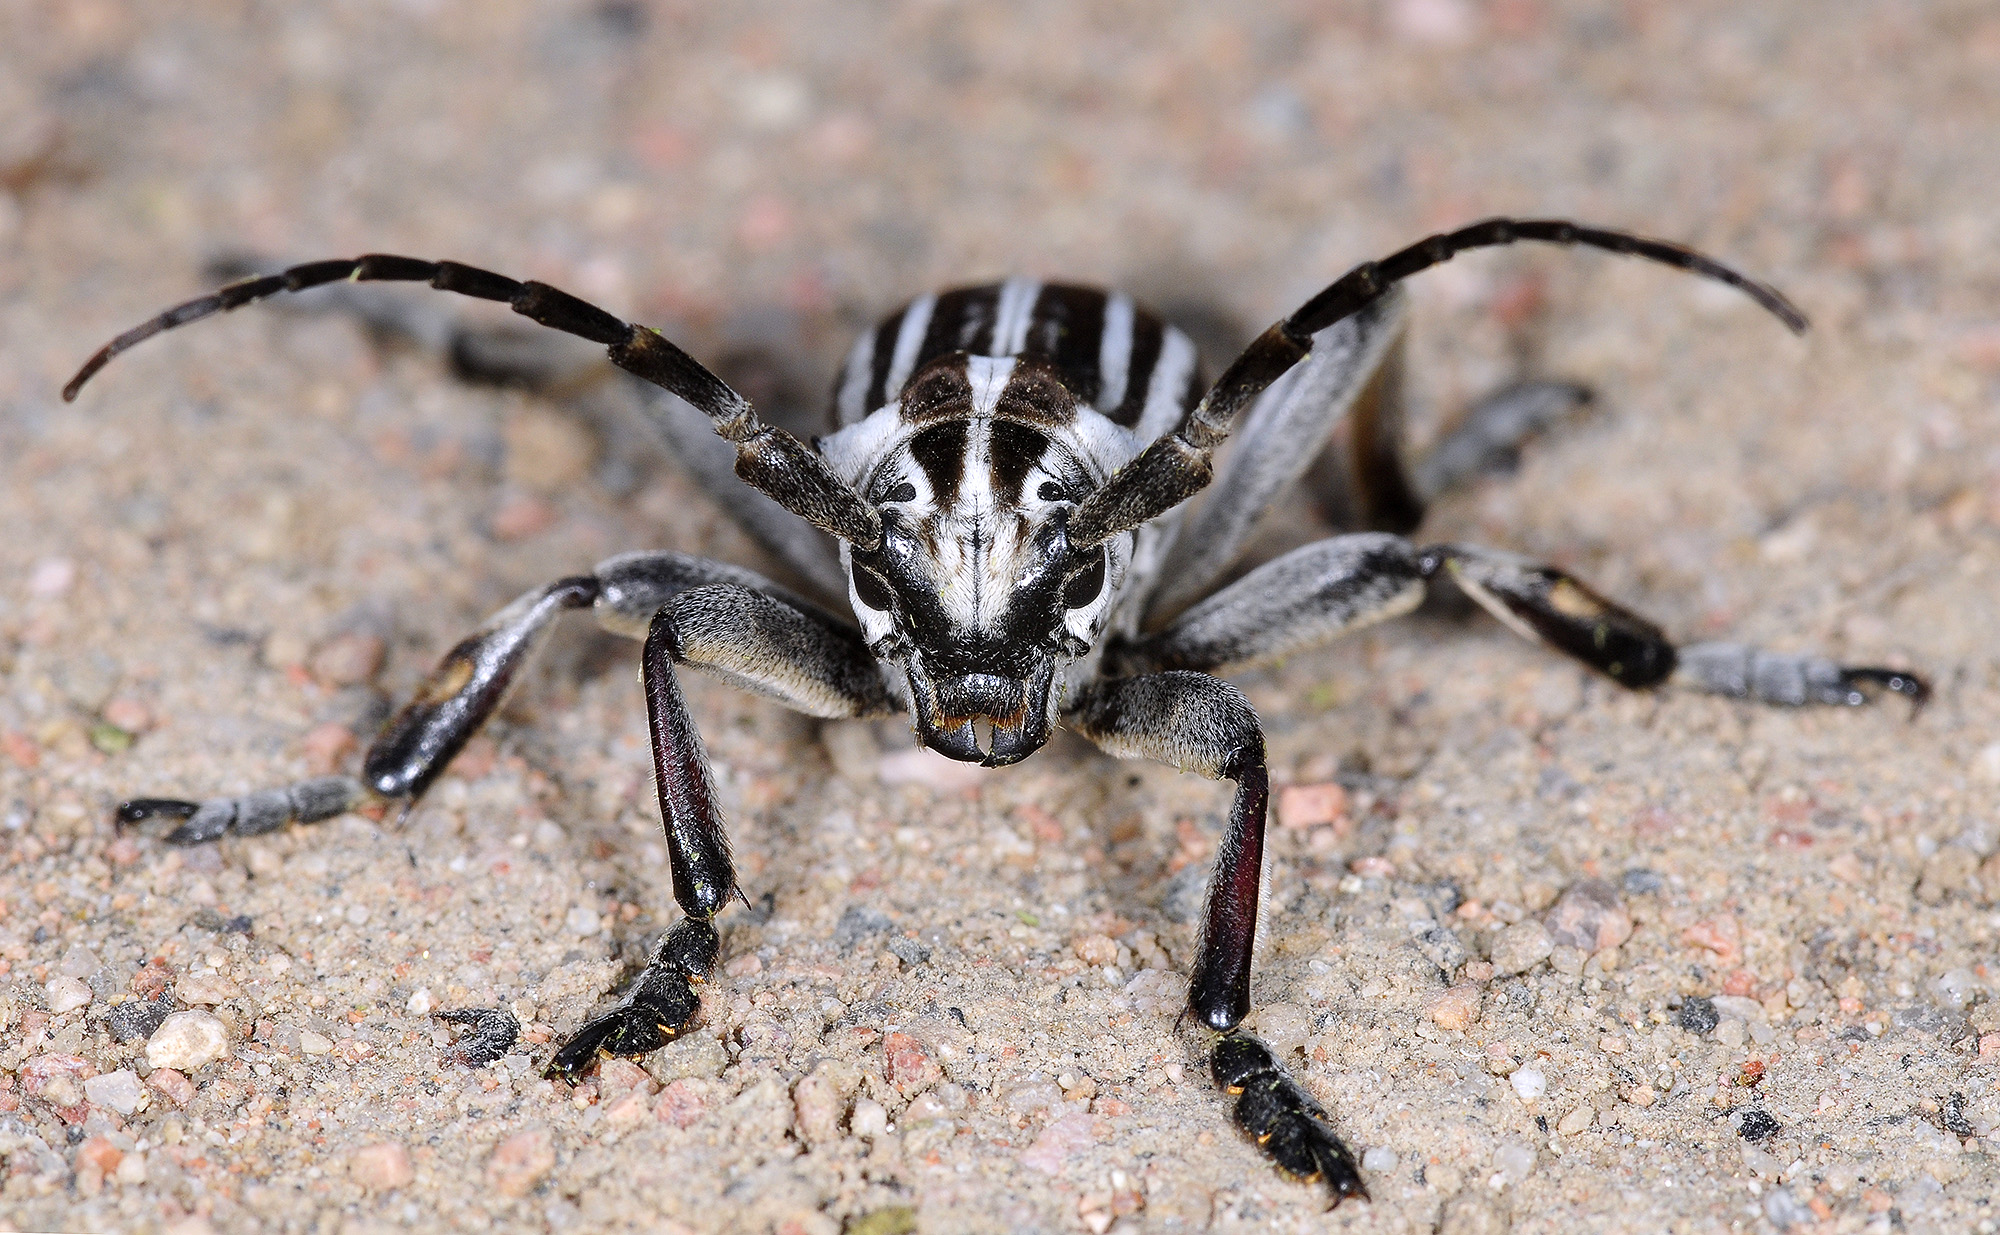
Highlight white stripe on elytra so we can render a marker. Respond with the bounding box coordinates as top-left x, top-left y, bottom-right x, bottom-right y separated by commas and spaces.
990, 278, 1042, 357
883, 293, 936, 402
1136, 327, 1196, 442
835, 325, 876, 424
1097, 292, 1134, 413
